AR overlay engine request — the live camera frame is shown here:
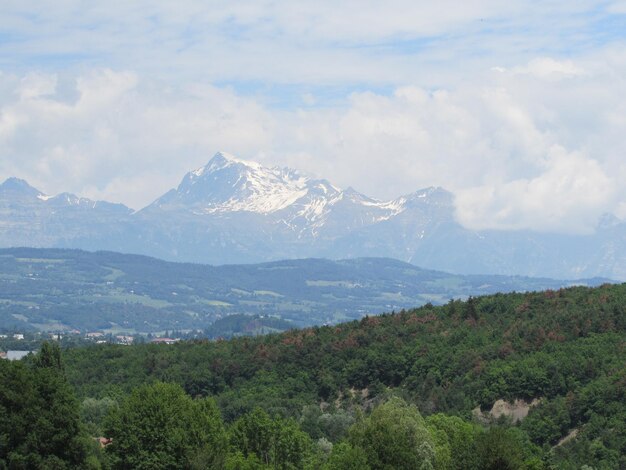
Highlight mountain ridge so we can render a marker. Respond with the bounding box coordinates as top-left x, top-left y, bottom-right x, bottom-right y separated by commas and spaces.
2, 151, 626, 280
0, 247, 610, 333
